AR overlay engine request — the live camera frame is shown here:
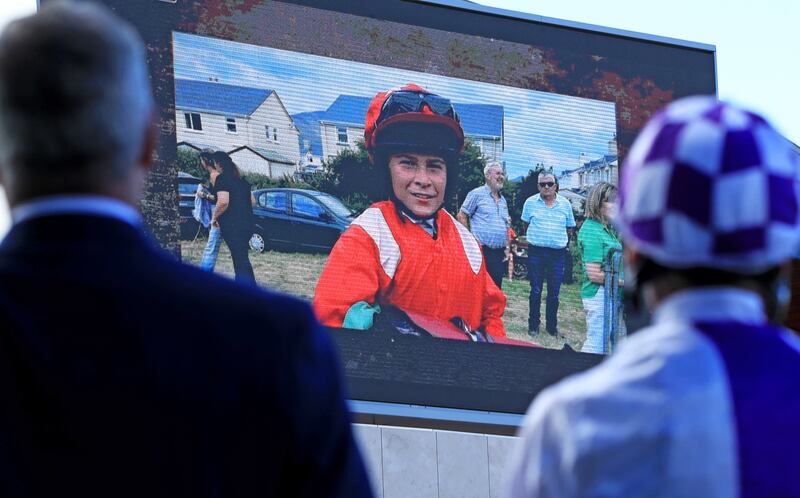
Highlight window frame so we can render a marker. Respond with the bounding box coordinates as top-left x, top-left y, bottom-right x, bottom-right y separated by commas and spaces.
336, 126, 348, 144
184, 112, 203, 131
225, 116, 237, 133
